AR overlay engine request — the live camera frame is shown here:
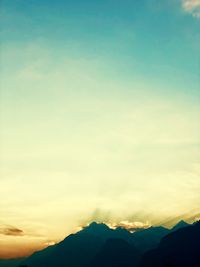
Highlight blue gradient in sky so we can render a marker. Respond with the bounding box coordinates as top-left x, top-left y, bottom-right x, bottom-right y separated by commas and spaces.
1, 0, 199, 92
0, 0, 200, 259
